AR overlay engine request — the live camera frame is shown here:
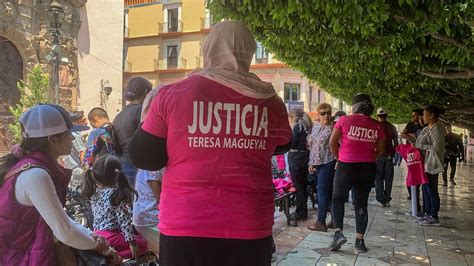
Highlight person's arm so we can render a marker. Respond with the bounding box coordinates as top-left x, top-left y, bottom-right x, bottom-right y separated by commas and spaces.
129, 127, 168, 171
290, 125, 299, 149
274, 141, 291, 155
431, 125, 446, 161
15, 169, 97, 250
329, 127, 342, 159
376, 138, 385, 158
116, 200, 138, 258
